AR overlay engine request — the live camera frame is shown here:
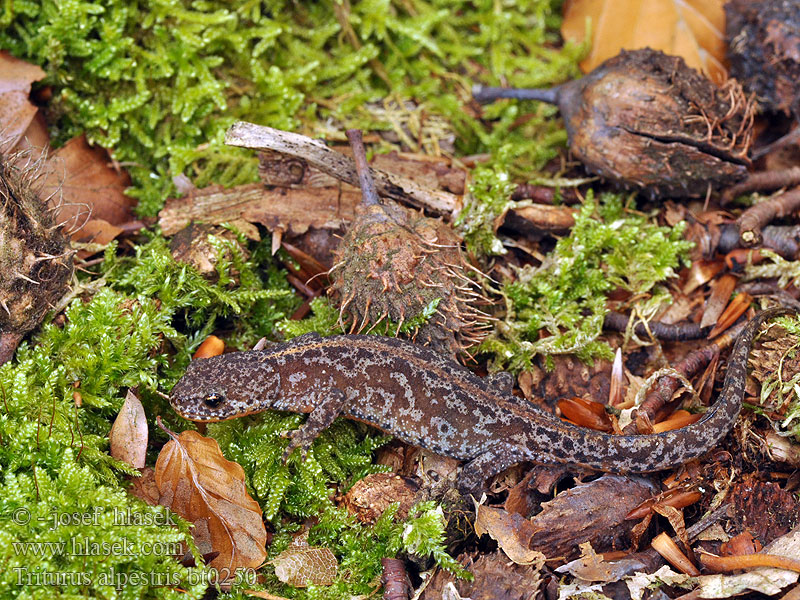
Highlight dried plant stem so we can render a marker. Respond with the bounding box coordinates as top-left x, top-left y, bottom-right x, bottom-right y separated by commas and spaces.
225, 122, 461, 216
345, 129, 380, 207
737, 187, 800, 246
699, 550, 800, 573
604, 311, 707, 341
622, 344, 719, 435
381, 558, 412, 600
472, 84, 561, 105
723, 166, 800, 204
